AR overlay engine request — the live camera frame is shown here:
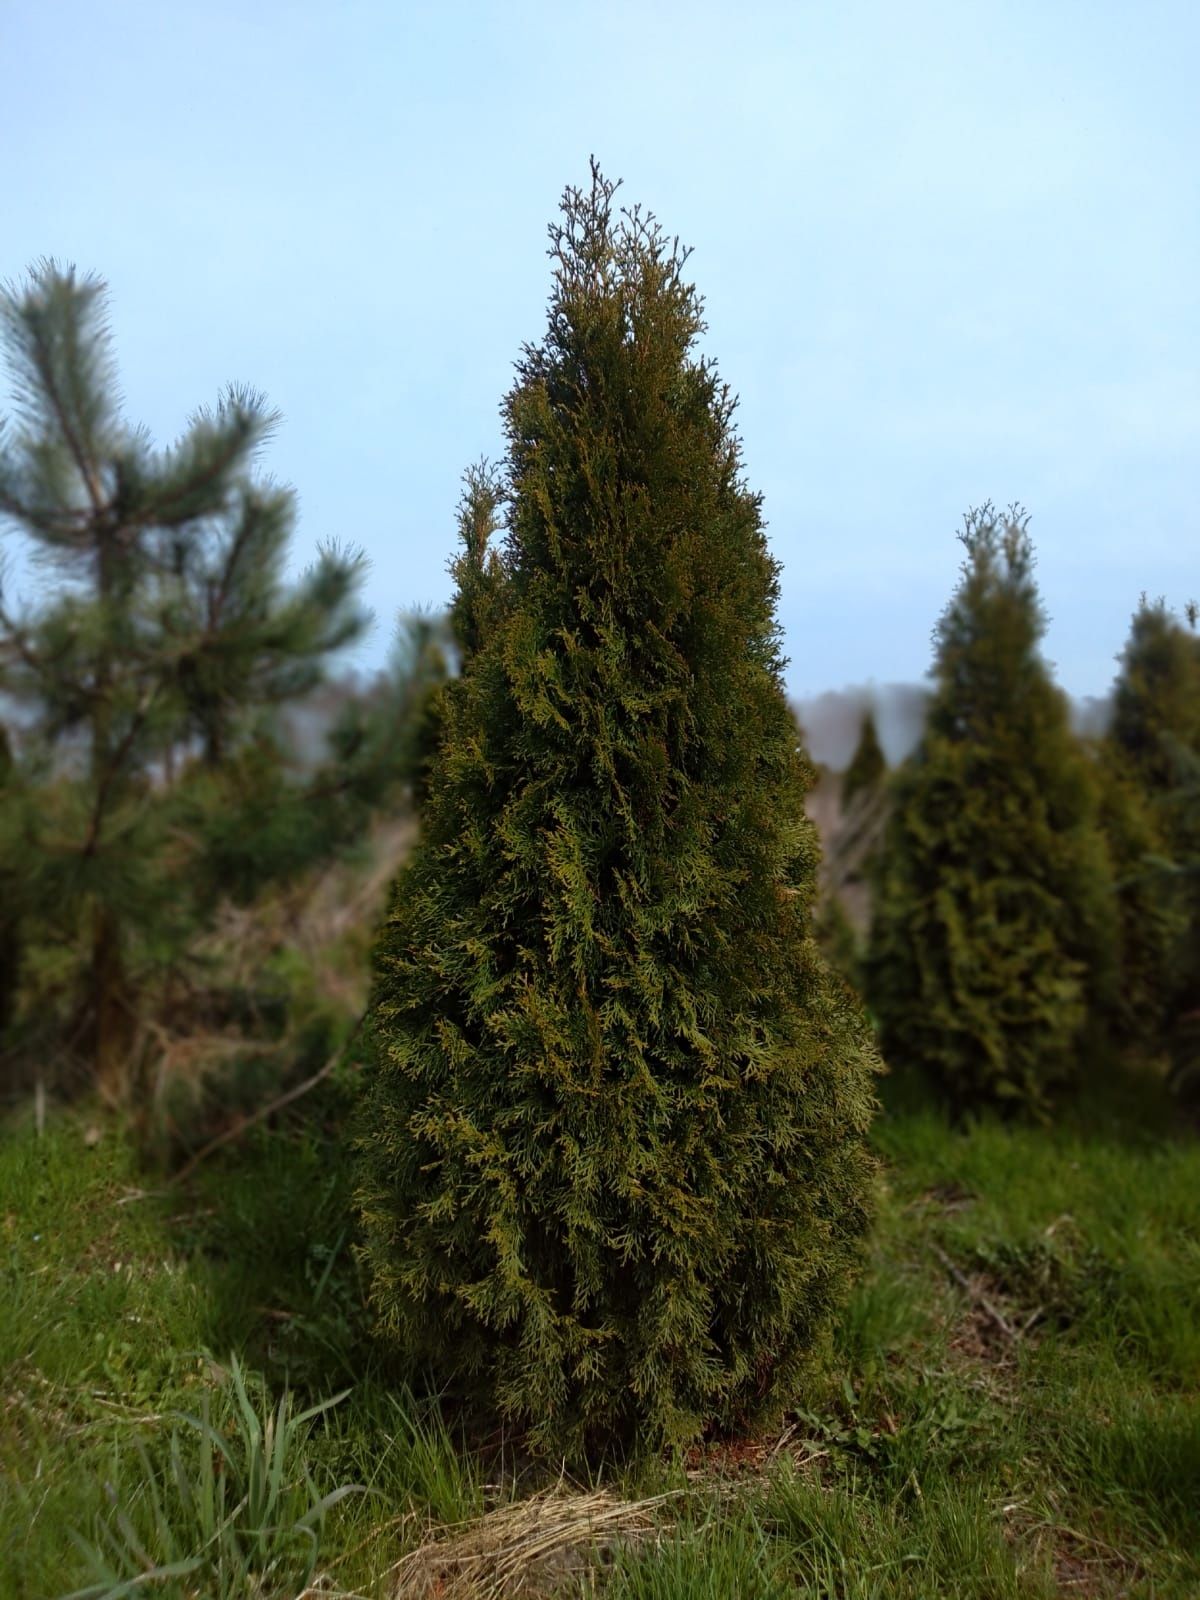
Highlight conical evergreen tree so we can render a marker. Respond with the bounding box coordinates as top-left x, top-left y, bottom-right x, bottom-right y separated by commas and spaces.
1109, 597, 1200, 798
1101, 597, 1200, 1060
841, 708, 886, 810
865, 506, 1116, 1113
355, 165, 879, 1454
813, 711, 888, 991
